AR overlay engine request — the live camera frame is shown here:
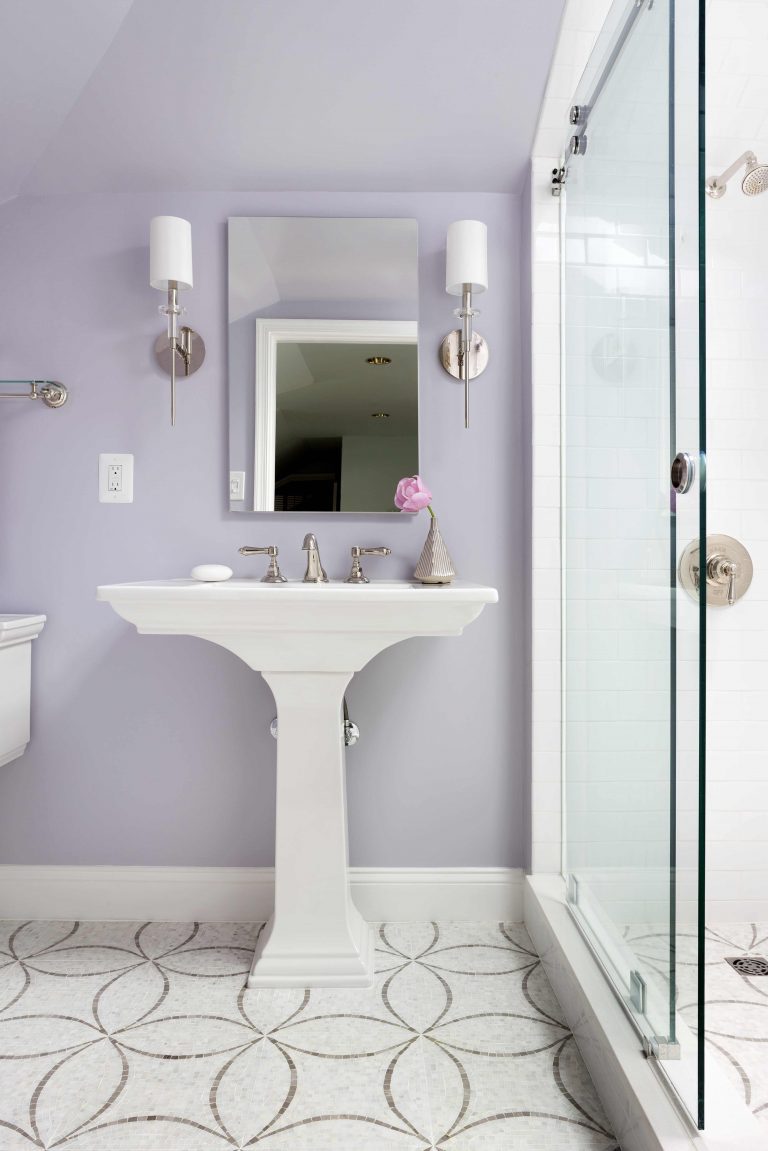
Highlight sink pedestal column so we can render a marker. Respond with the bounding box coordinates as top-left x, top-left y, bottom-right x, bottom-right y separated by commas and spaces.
96, 579, 498, 989
249, 669, 374, 988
